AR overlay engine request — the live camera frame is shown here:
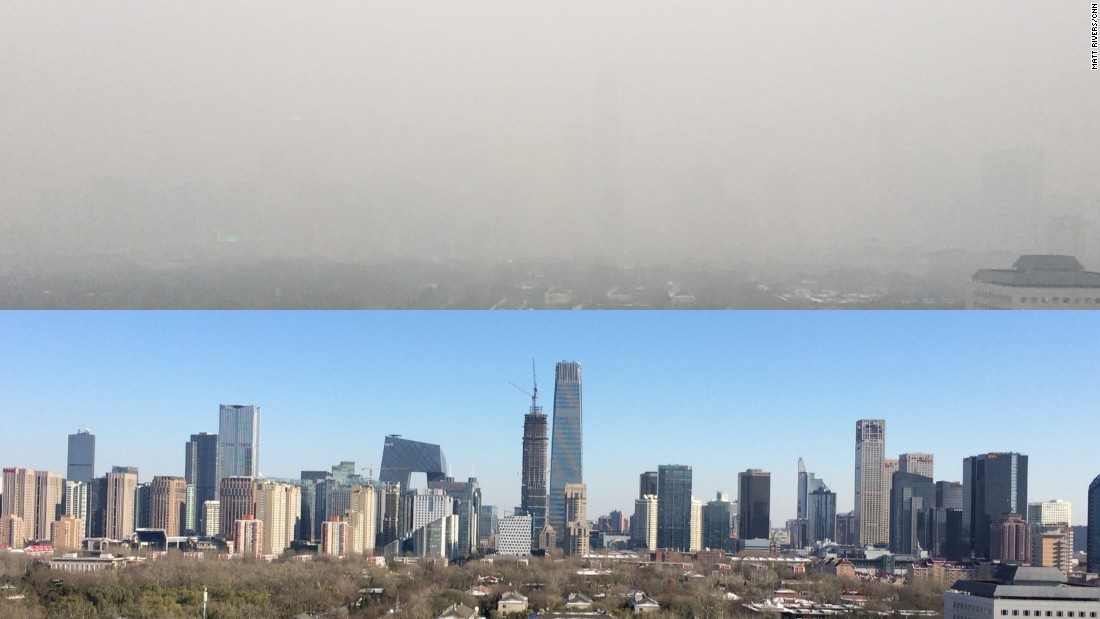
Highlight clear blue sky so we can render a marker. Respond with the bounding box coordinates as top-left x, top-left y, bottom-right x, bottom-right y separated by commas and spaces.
1, 311, 1097, 525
